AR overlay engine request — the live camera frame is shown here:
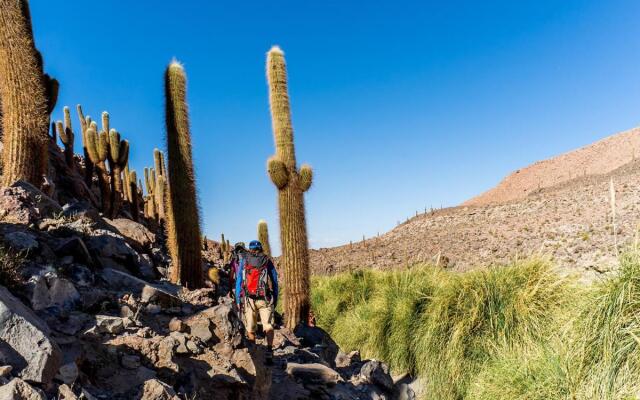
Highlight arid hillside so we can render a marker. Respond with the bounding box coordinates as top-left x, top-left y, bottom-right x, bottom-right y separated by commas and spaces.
310, 128, 640, 281
465, 127, 640, 206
